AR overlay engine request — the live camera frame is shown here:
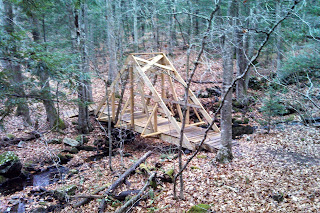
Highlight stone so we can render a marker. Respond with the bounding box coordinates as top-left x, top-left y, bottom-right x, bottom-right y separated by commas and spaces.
68, 169, 79, 175
0, 151, 22, 178
206, 87, 221, 97
58, 185, 77, 196
198, 90, 209, 98
48, 138, 62, 144
77, 145, 96, 151
17, 141, 25, 148
232, 125, 255, 139
63, 138, 80, 147
0, 175, 8, 184
57, 153, 73, 164
62, 147, 79, 154
76, 135, 88, 144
